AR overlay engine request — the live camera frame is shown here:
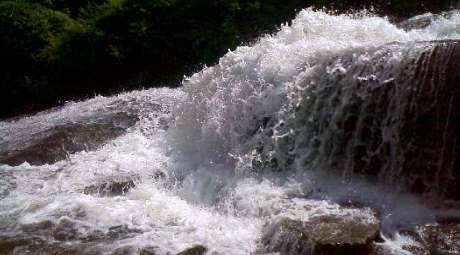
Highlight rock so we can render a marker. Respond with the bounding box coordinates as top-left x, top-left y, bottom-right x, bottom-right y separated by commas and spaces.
366, 220, 460, 255
51, 218, 79, 241
0, 235, 99, 255
262, 211, 380, 255
0, 111, 137, 166
20, 220, 54, 233
397, 11, 457, 31
176, 245, 207, 255
111, 246, 137, 255
19, 219, 80, 242
79, 224, 143, 242
398, 40, 460, 200
139, 246, 158, 255
416, 220, 460, 254
19, 217, 142, 244
293, 40, 460, 200
398, 13, 435, 31
367, 243, 428, 255
83, 180, 136, 196
111, 245, 158, 255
